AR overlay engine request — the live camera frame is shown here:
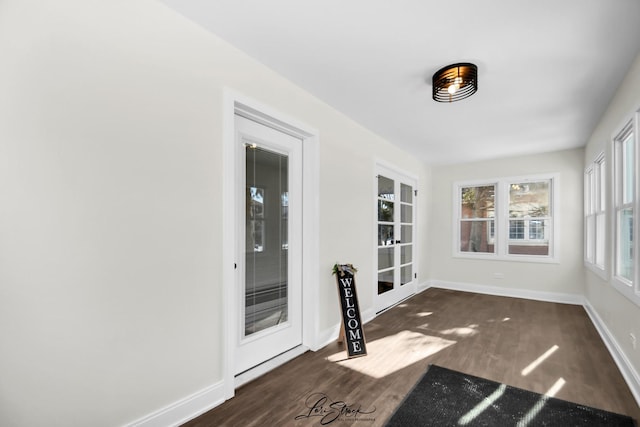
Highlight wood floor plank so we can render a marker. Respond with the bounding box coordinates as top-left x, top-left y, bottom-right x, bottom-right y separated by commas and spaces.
183, 288, 640, 426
